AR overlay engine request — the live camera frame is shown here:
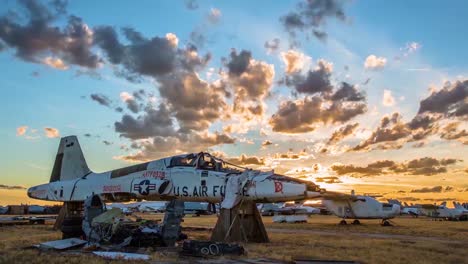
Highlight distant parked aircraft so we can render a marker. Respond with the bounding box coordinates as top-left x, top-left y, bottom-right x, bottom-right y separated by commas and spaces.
420, 202, 468, 221
321, 191, 400, 226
